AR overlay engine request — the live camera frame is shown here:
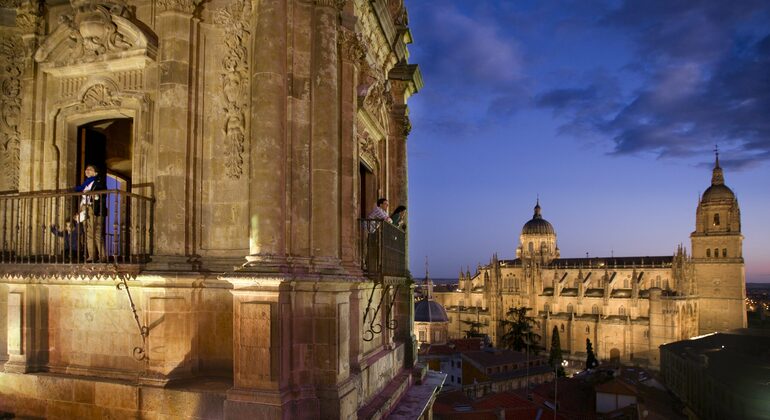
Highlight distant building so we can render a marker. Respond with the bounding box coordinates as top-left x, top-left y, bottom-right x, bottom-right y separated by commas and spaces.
660, 329, 770, 420
414, 272, 450, 347
461, 349, 553, 398
418, 337, 485, 390
434, 155, 746, 368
